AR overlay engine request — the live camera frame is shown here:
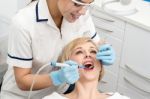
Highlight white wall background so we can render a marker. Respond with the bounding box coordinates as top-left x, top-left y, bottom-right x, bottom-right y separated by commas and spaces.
0, 0, 18, 19
0, 0, 31, 18
0, 0, 31, 84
